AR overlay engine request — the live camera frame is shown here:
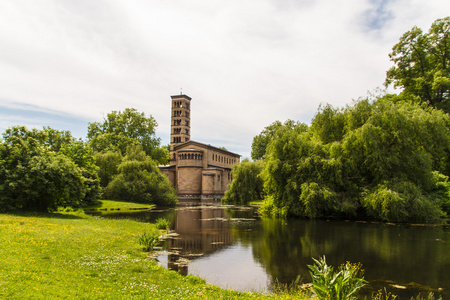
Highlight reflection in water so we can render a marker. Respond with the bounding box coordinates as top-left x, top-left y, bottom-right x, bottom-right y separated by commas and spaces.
95, 203, 450, 298
165, 207, 234, 275
245, 218, 450, 298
